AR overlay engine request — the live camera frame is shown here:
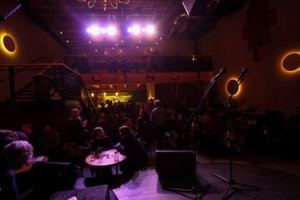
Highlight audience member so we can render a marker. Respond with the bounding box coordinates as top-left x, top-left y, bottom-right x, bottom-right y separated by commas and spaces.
0, 129, 28, 151
0, 140, 46, 199
116, 126, 148, 179
150, 99, 168, 125
143, 98, 155, 118
38, 125, 62, 159
65, 108, 87, 145
136, 108, 153, 143
90, 127, 113, 153
0, 132, 79, 200
89, 127, 113, 179
150, 99, 169, 148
